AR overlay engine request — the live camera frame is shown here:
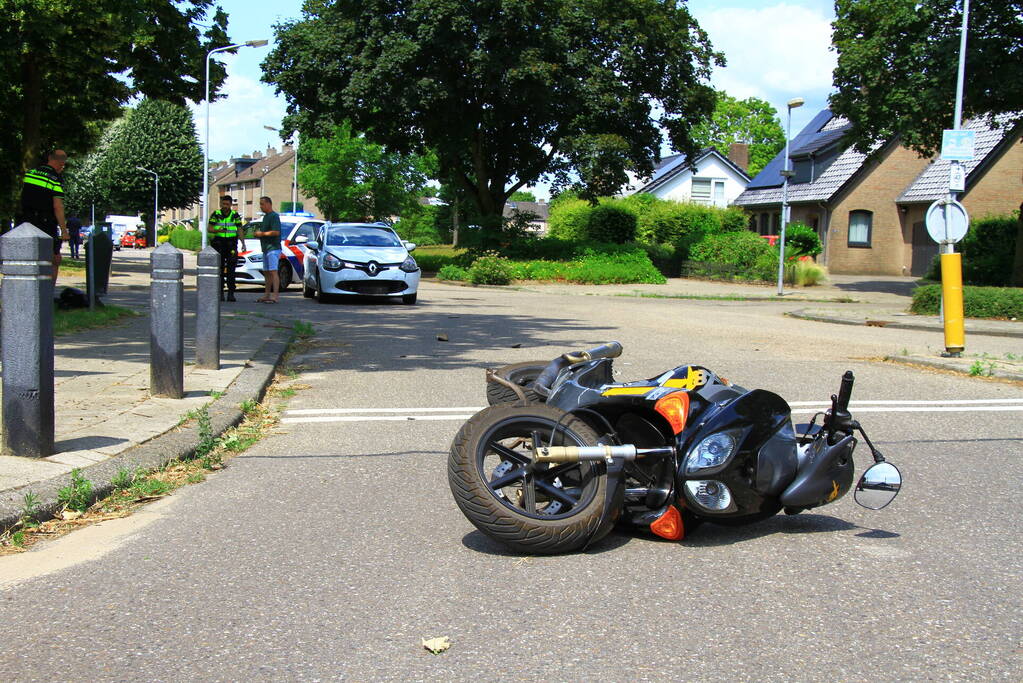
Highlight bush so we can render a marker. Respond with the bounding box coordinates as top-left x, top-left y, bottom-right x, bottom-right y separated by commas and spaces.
437, 264, 469, 281
468, 254, 513, 285
393, 205, 450, 246
585, 204, 637, 243
690, 230, 771, 271
785, 222, 822, 257
911, 284, 1023, 319
924, 212, 1020, 286
785, 256, 828, 286
169, 226, 202, 251
546, 198, 593, 241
